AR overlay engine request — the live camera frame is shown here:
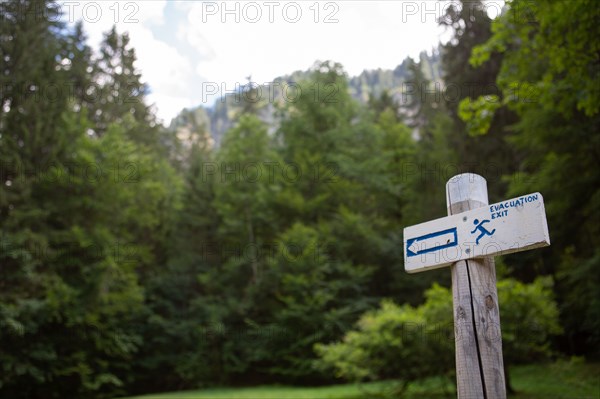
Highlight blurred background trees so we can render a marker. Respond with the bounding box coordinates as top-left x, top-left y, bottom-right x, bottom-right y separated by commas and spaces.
1, 0, 598, 398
